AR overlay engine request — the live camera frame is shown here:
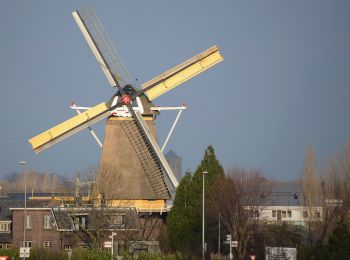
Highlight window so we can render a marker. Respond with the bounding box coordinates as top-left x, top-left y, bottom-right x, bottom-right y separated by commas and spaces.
109, 214, 125, 226
64, 245, 72, 251
287, 210, 292, 218
0, 221, 11, 232
26, 215, 32, 229
80, 244, 88, 249
253, 210, 260, 218
133, 243, 148, 253
43, 241, 53, 249
272, 210, 276, 218
316, 211, 321, 219
72, 215, 88, 230
0, 244, 10, 249
303, 211, 308, 218
24, 241, 32, 248
282, 211, 286, 218
44, 215, 51, 229
81, 217, 86, 229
